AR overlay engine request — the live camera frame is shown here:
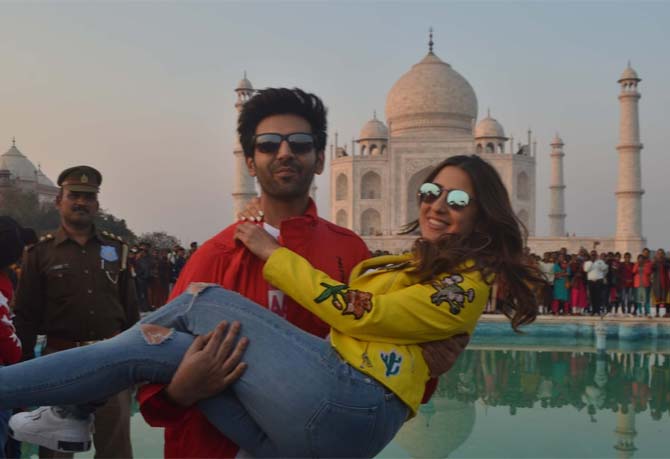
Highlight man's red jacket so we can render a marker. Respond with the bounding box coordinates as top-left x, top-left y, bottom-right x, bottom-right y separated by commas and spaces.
137, 201, 371, 458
